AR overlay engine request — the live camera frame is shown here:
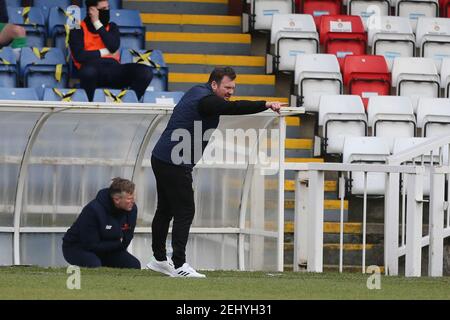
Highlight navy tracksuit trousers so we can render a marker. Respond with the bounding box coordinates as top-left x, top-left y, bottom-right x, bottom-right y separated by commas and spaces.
63, 245, 141, 269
